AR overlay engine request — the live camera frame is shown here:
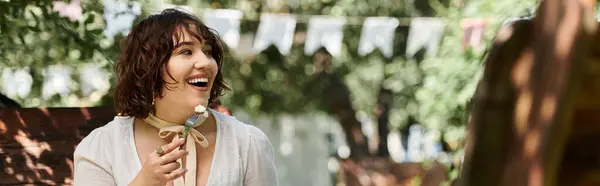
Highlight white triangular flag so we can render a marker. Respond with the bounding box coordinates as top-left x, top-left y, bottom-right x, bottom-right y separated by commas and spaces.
42, 65, 73, 99
253, 13, 297, 55
79, 64, 110, 96
358, 17, 399, 58
406, 18, 445, 58
305, 16, 346, 56
461, 18, 488, 50
406, 125, 424, 162
237, 33, 255, 58
1, 68, 33, 99
103, 0, 142, 39
423, 129, 442, 160
203, 9, 243, 49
